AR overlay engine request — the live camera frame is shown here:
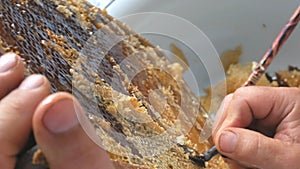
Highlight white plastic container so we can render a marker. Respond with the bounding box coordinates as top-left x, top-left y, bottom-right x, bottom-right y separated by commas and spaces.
106, 0, 299, 85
